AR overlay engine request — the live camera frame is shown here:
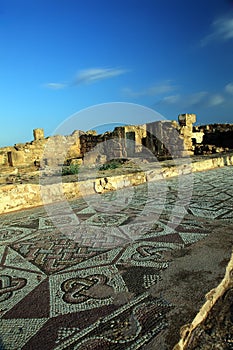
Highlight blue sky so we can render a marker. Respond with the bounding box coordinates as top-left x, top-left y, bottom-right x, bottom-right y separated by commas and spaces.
1, 0, 233, 146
